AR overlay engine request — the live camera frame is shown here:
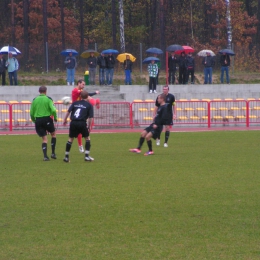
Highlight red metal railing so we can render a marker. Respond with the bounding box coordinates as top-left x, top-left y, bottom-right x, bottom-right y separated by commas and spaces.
1, 100, 260, 131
